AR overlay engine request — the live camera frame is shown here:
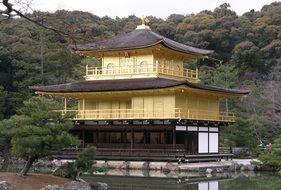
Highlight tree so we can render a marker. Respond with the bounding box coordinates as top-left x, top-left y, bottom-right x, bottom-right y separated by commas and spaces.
259, 134, 281, 175
0, 86, 8, 119
11, 97, 80, 176
200, 63, 238, 88
0, 115, 30, 171
223, 117, 257, 148
234, 86, 272, 142
231, 41, 263, 73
